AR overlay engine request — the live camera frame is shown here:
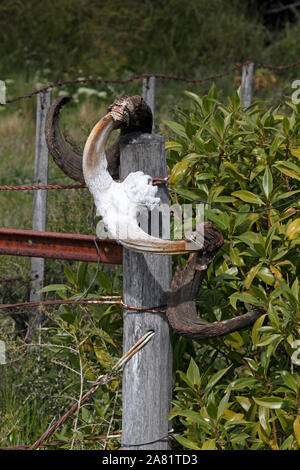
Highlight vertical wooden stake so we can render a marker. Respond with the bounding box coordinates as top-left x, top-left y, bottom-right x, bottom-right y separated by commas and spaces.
241, 62, 254, 108
142, 76, 156, 131
120, 133, 172, 450
29, 90, 52, 339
